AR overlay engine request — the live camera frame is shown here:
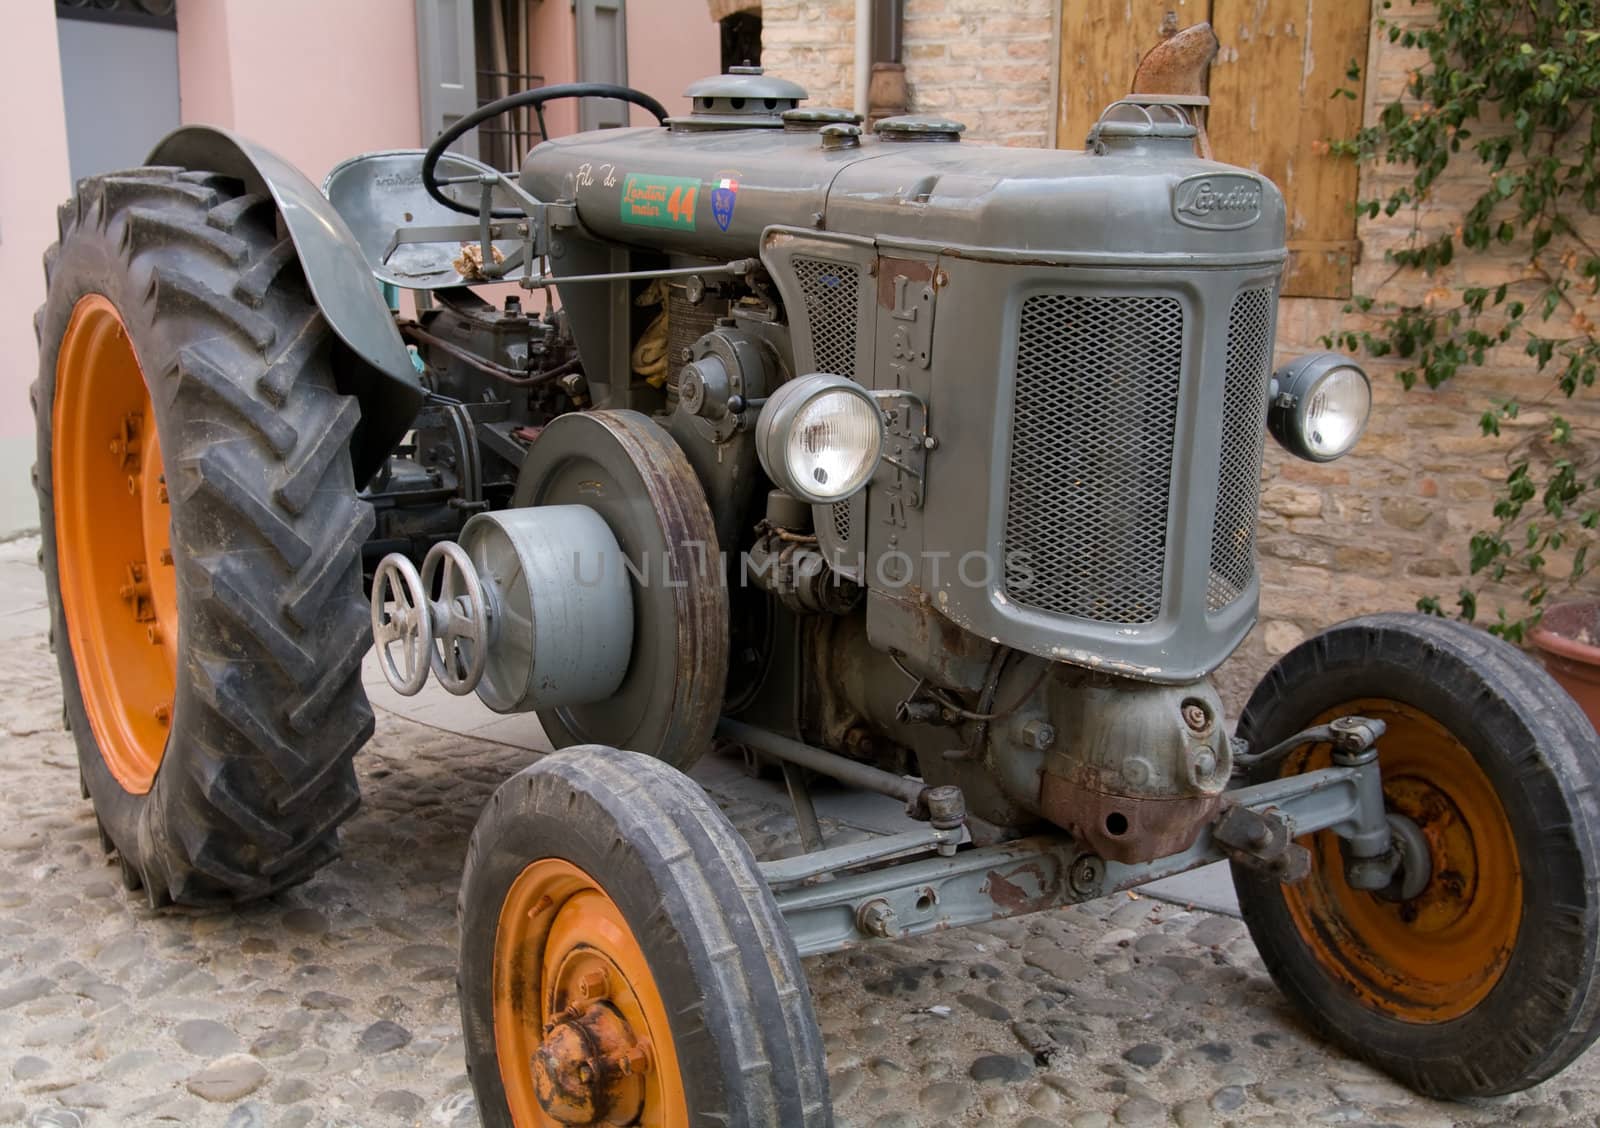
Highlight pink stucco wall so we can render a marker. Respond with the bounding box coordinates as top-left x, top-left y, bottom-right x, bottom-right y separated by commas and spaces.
177, 0, 422, 185
530, 0, 580, 138
627, 0, 721, 124
527, 0, 721, 135
0, 6, 72, 445
0, 0, 719, 527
